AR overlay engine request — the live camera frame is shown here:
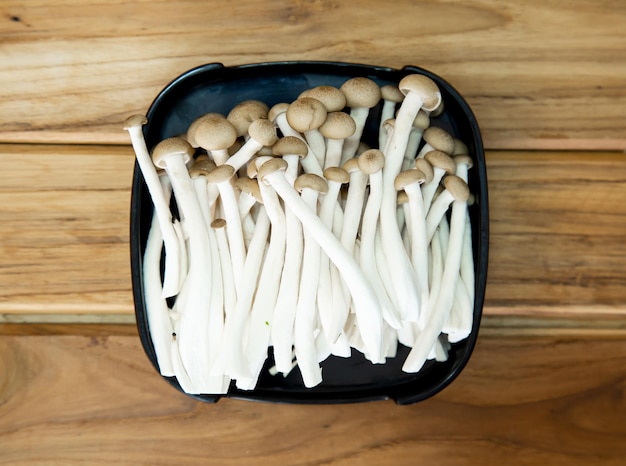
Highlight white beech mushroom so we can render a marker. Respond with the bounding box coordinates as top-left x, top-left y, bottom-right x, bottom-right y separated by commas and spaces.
316, 166, 350, 343
227, 100, 269, 139
286, 97, 328, 167
240, 169, 287, 389
123, 115, 184, 298
186, 112, 227, 149
272, 136, 308, 185
268, 102, 324, 177
339, 77, 381, 163
234, 176, 262, 248
425, 175, 469, 244
225, 118, 278, 172
402, 110, 430, 169
416, 126, 455, 159
210, 218, 237, 344
318, 111, 357, 170
422, 150, 457, 213
357, 149, 402, 329
394, 168, 430, 328
403, 172, 470, 373
299, 85, 347, 113
193, 114, 238, 165
289, 173, 328, 387
379, 84, 405, 150
152, 137, 215, 392
339, 157, 368, 256
257, 158, 384, 363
